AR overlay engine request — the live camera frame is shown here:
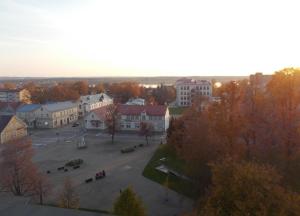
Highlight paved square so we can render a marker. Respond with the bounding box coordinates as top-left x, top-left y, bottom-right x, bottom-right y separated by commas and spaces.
30, 126, 193, 216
